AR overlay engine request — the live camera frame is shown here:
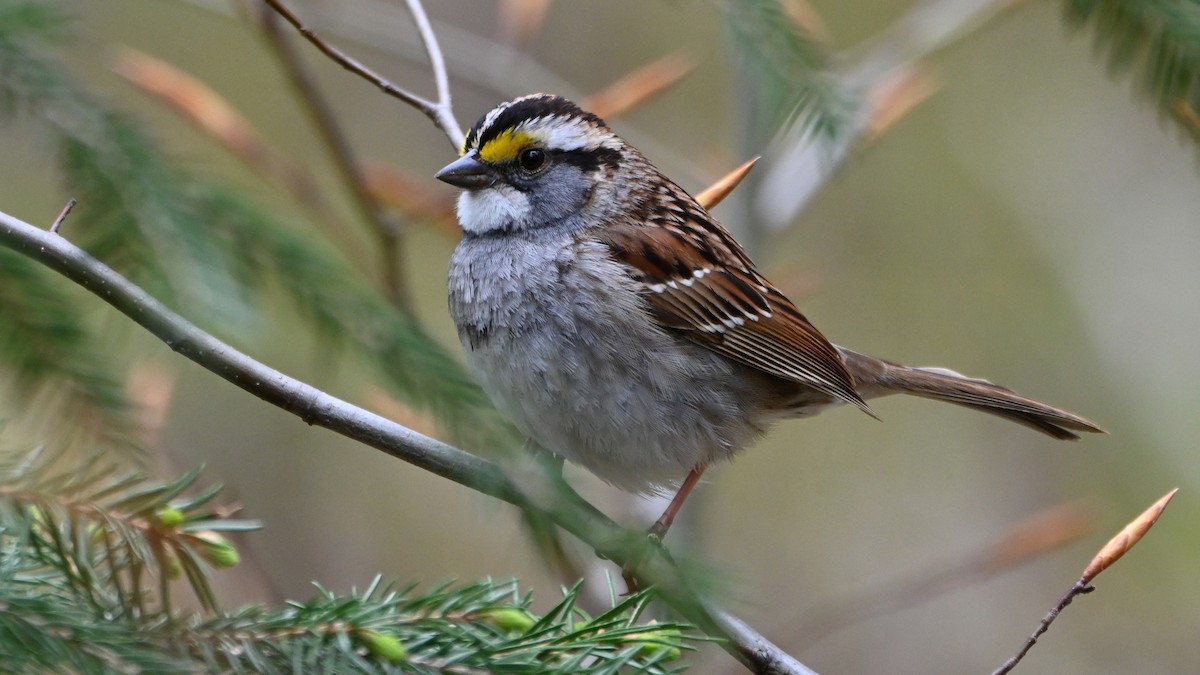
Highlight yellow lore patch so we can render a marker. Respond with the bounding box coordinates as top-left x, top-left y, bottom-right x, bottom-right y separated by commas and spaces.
478, 129, 532, 164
